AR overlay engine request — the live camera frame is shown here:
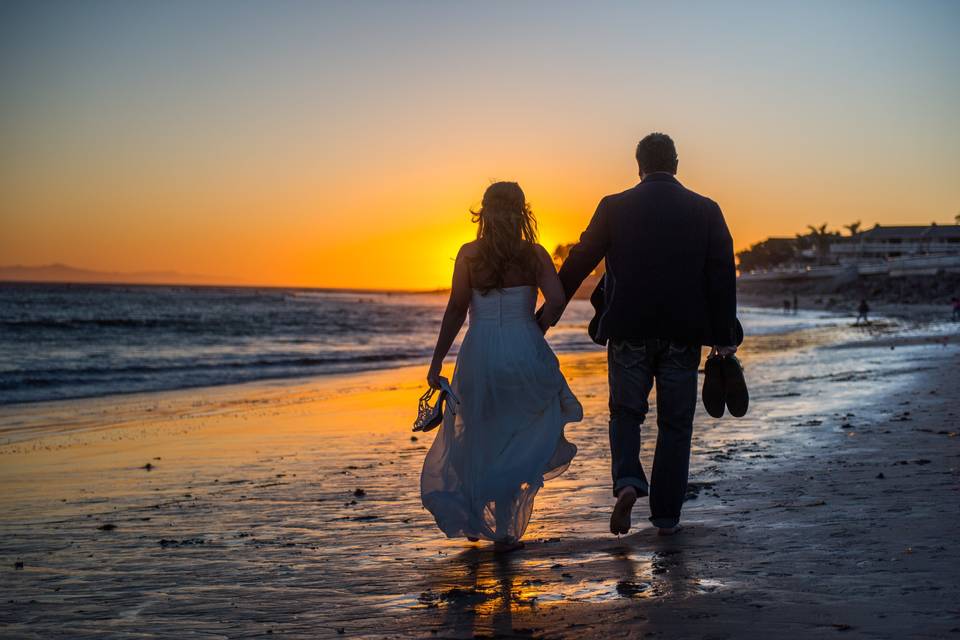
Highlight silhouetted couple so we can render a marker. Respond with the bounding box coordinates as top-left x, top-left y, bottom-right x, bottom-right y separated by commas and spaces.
420, 133, 738, 551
